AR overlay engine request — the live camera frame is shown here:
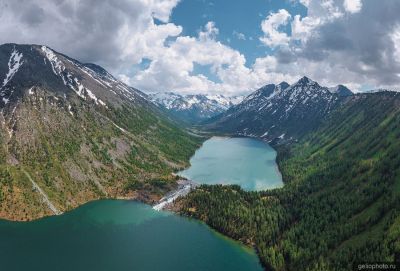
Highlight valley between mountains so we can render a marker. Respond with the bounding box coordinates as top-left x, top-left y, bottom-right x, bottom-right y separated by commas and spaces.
0, 44, 399, 271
